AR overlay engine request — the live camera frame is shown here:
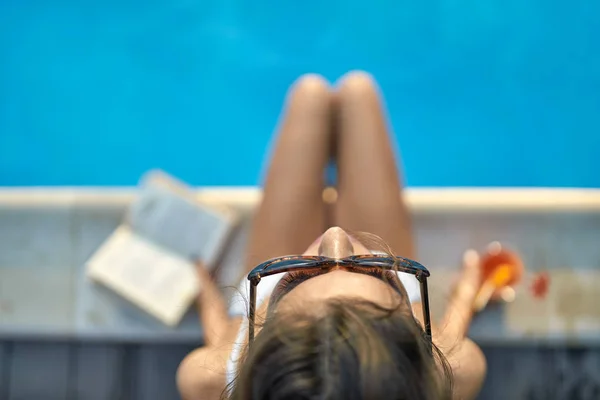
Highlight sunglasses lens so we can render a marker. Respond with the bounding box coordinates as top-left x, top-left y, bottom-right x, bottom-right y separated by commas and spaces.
262, 257, 319, 271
